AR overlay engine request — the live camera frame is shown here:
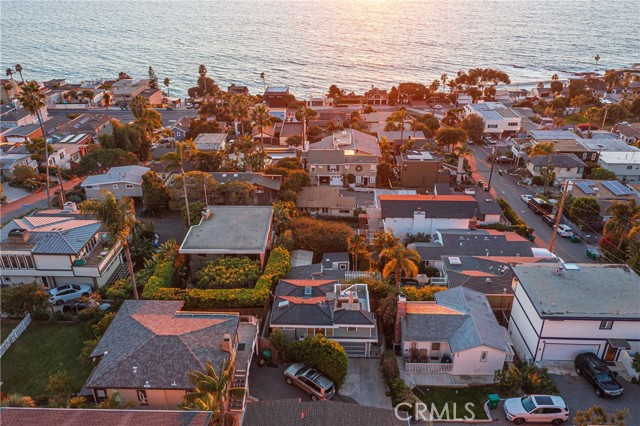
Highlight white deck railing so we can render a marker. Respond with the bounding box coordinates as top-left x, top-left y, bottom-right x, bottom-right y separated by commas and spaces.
344, 271, 381, 281
0, 313, 31, 358
405, 362, 453, 374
